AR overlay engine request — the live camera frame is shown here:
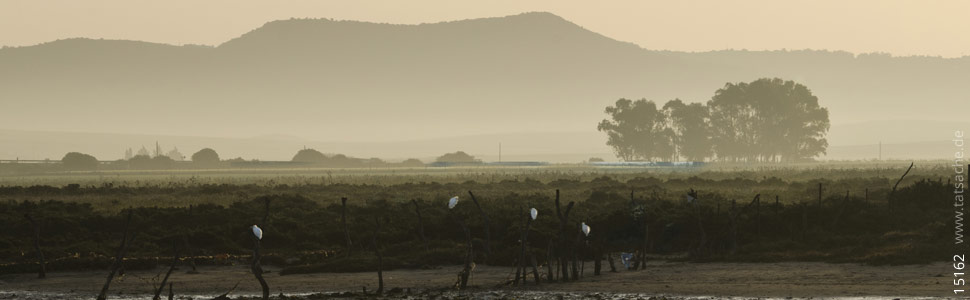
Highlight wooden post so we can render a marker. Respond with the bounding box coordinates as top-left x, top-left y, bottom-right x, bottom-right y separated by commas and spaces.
571, 223, 580, 279
516, 208, 534, 286
801, 203, 808, 240
97, 209, 134, 300
24, 213, 46, 279
775, 196, 779, 217
545, 240, 555, 282
554, 189, 574, 281
251, 234, 269, 300
411, 199, 428, 251
251, 199, 271, 300
607, 252, 617, 272
341, 197, 352, 251
728, 199, 738, 255
755, 194, 761, 239
153, 240, 178, 300
818, 183, 823, 208
831, 191, 850, 229
593, 246, 602, 275
167, 282, 173, 300
372, 216, 385, 295
640, 222, 649, 270
468, 191, 492, 262
449, 210, 473, 290
529, 254, 540, 285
